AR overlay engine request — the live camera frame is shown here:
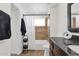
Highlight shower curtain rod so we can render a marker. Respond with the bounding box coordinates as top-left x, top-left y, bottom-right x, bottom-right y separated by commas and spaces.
23, 14, 50, 16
